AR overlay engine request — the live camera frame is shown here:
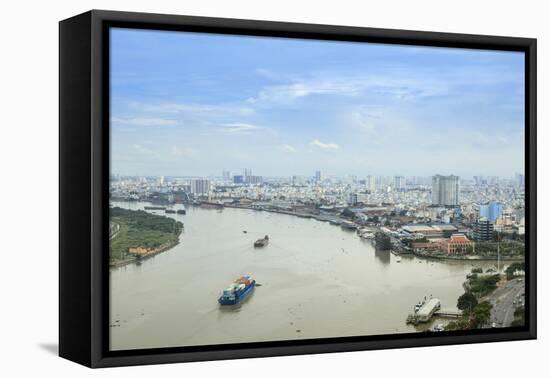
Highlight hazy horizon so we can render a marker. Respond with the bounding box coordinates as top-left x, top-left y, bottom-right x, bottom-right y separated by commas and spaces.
110, 28, 525, 178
